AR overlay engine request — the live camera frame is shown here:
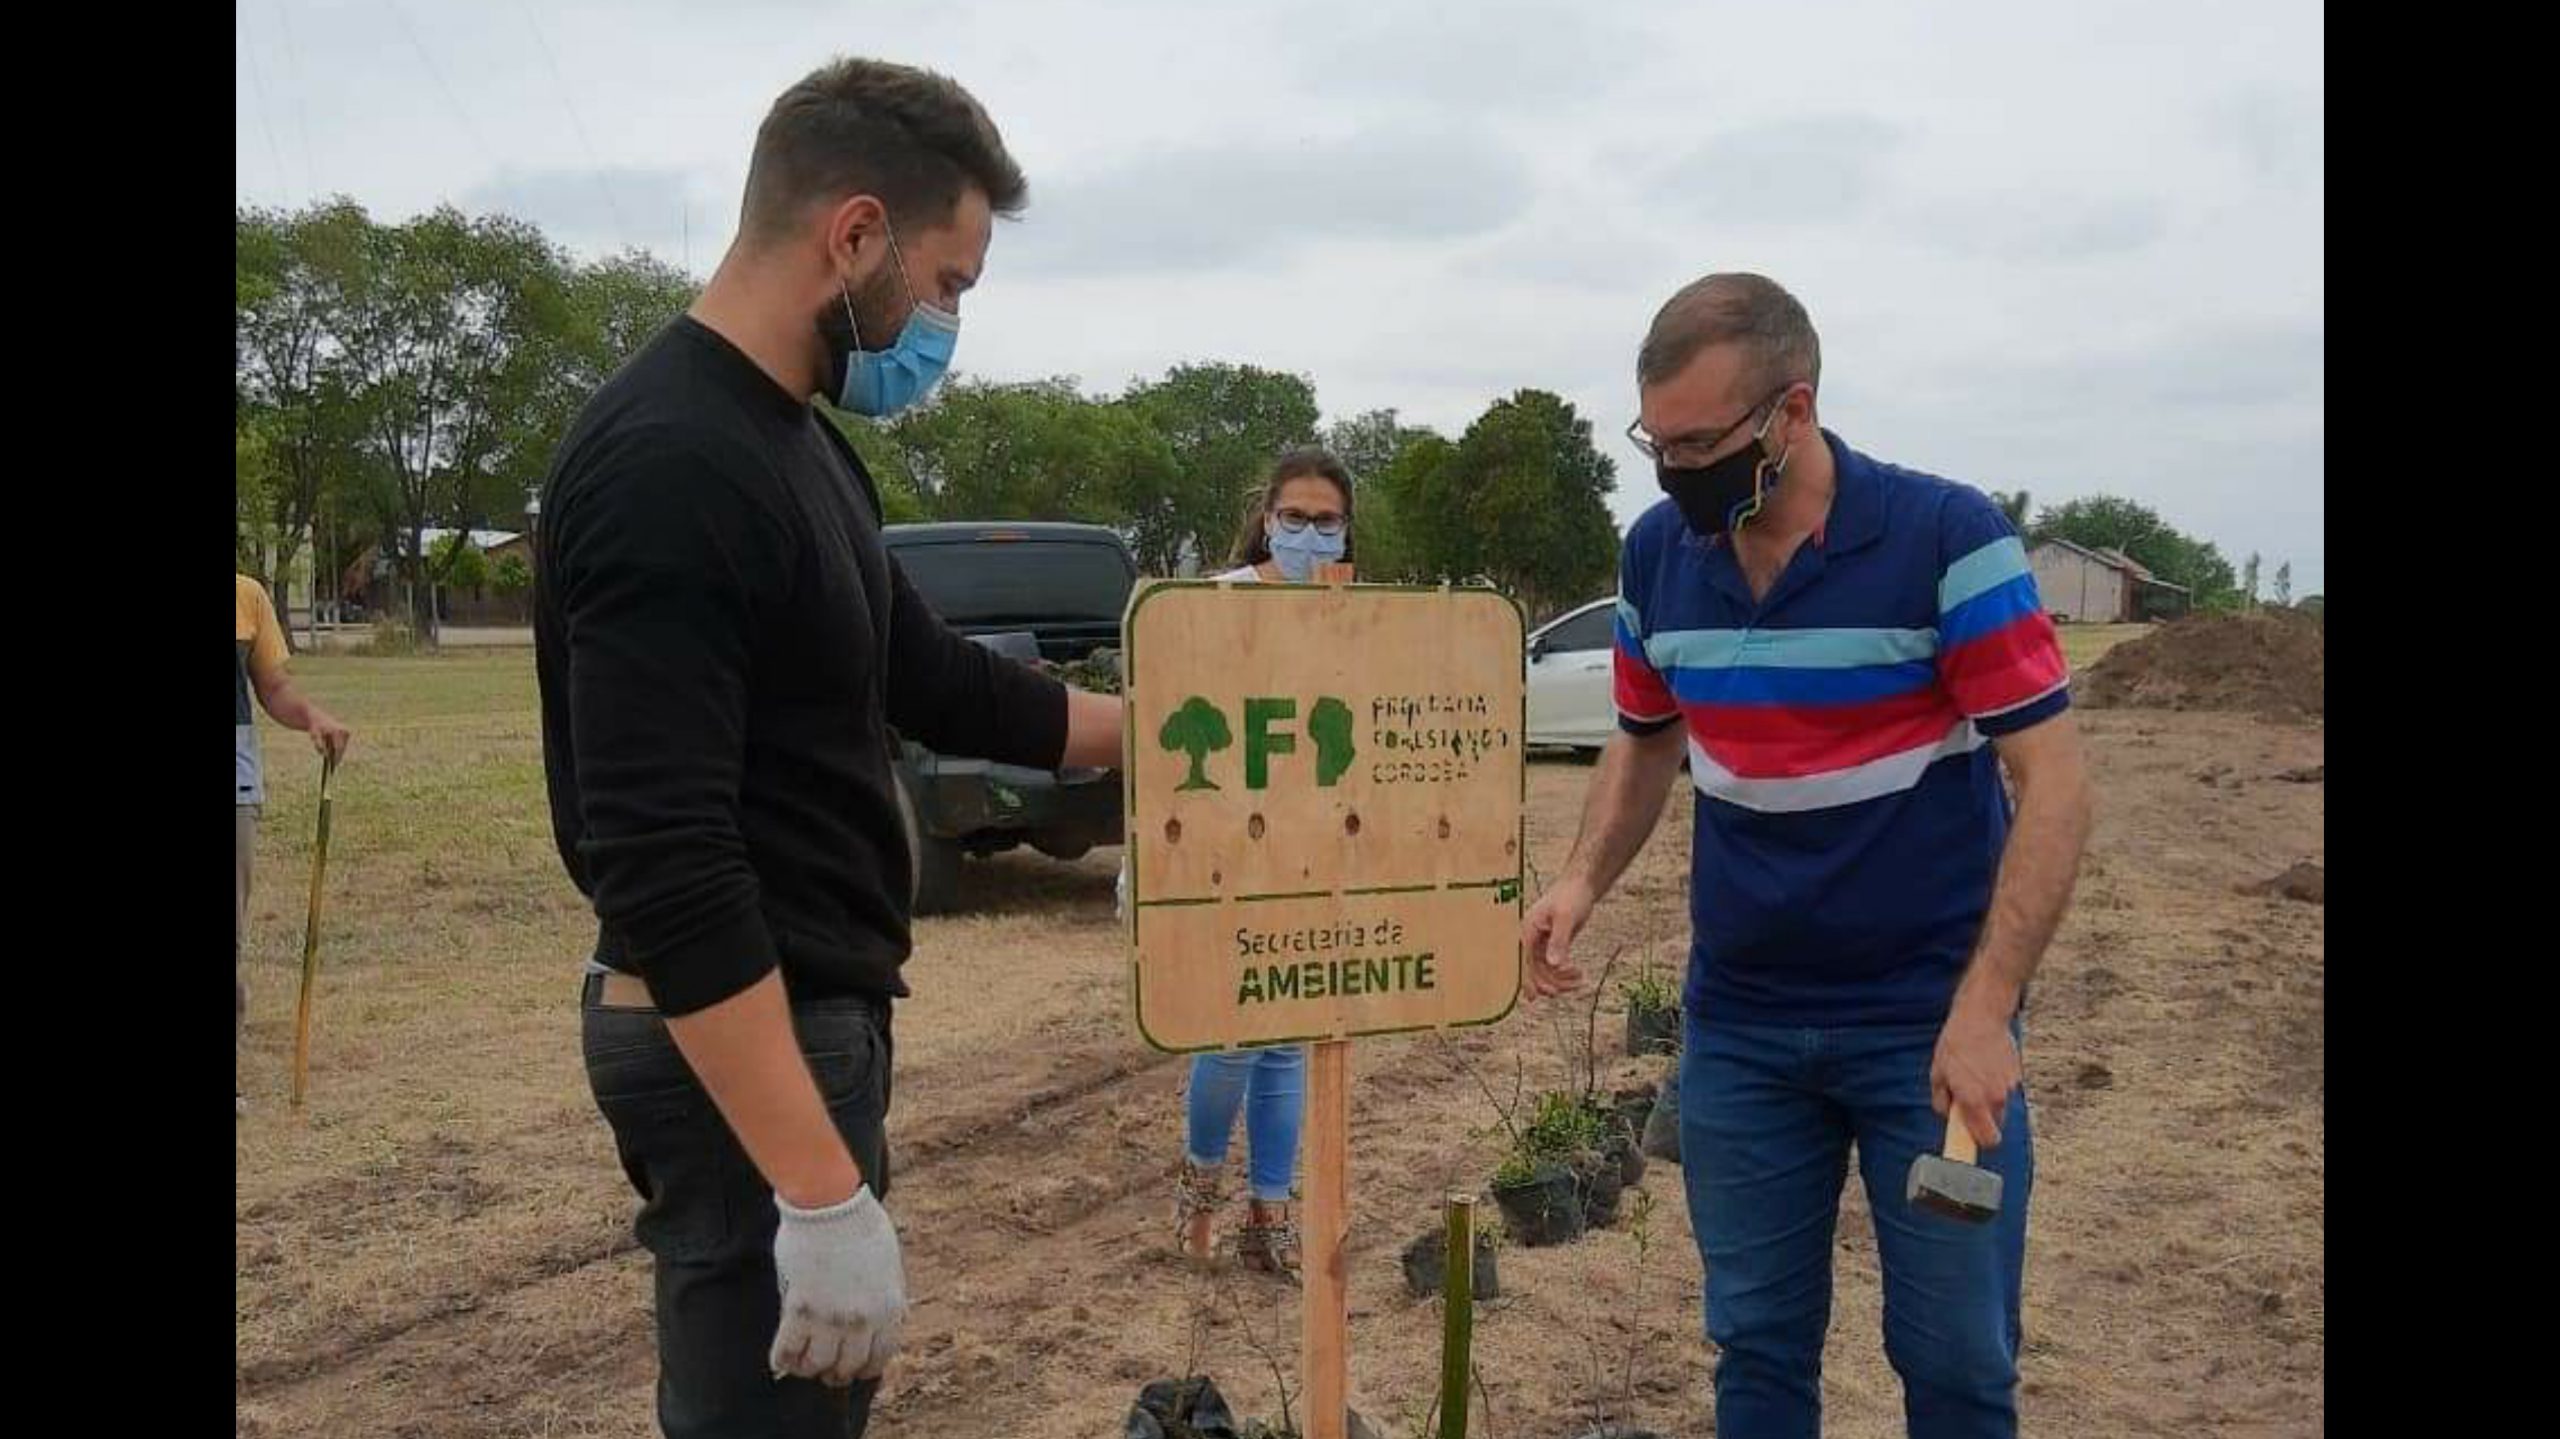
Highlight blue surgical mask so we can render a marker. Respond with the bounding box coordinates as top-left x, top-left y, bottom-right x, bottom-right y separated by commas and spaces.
1267, 522, 1347, 581
834, 225, 959, 417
